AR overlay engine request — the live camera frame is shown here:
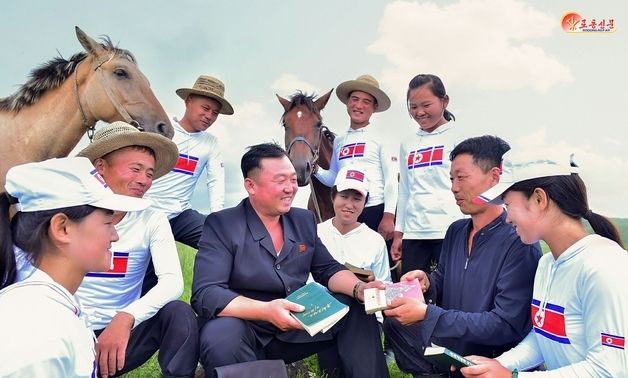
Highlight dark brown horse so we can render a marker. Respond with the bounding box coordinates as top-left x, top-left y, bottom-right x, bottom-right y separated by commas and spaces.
277, 90, 335, 222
